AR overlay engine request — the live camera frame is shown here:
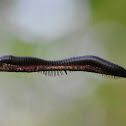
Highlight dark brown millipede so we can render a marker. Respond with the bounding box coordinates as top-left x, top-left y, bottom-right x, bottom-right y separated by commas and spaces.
0, 55, 126, 78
